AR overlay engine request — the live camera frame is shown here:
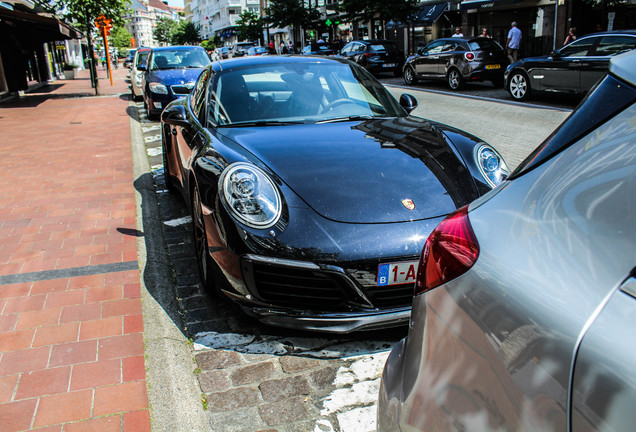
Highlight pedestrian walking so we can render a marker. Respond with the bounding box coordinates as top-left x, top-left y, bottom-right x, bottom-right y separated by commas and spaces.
452, 27, 464, 38
564, 27, 577, 45
506, 21, 522, 63
288, 40, 294, 54
480, 28, 491, 38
